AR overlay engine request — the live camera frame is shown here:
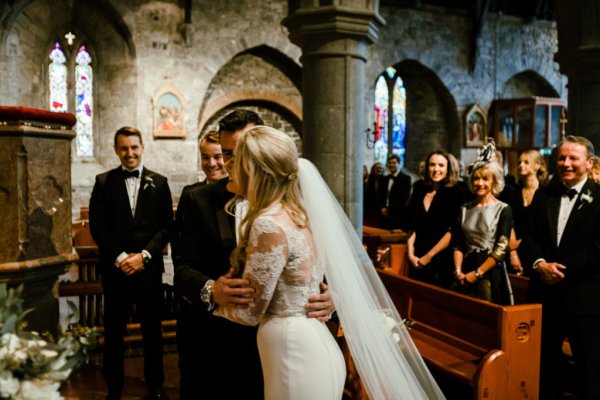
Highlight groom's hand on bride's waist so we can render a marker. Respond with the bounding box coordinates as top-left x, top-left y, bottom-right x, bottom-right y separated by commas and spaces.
213, 267, 255, 308
305, 282, 336, 322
